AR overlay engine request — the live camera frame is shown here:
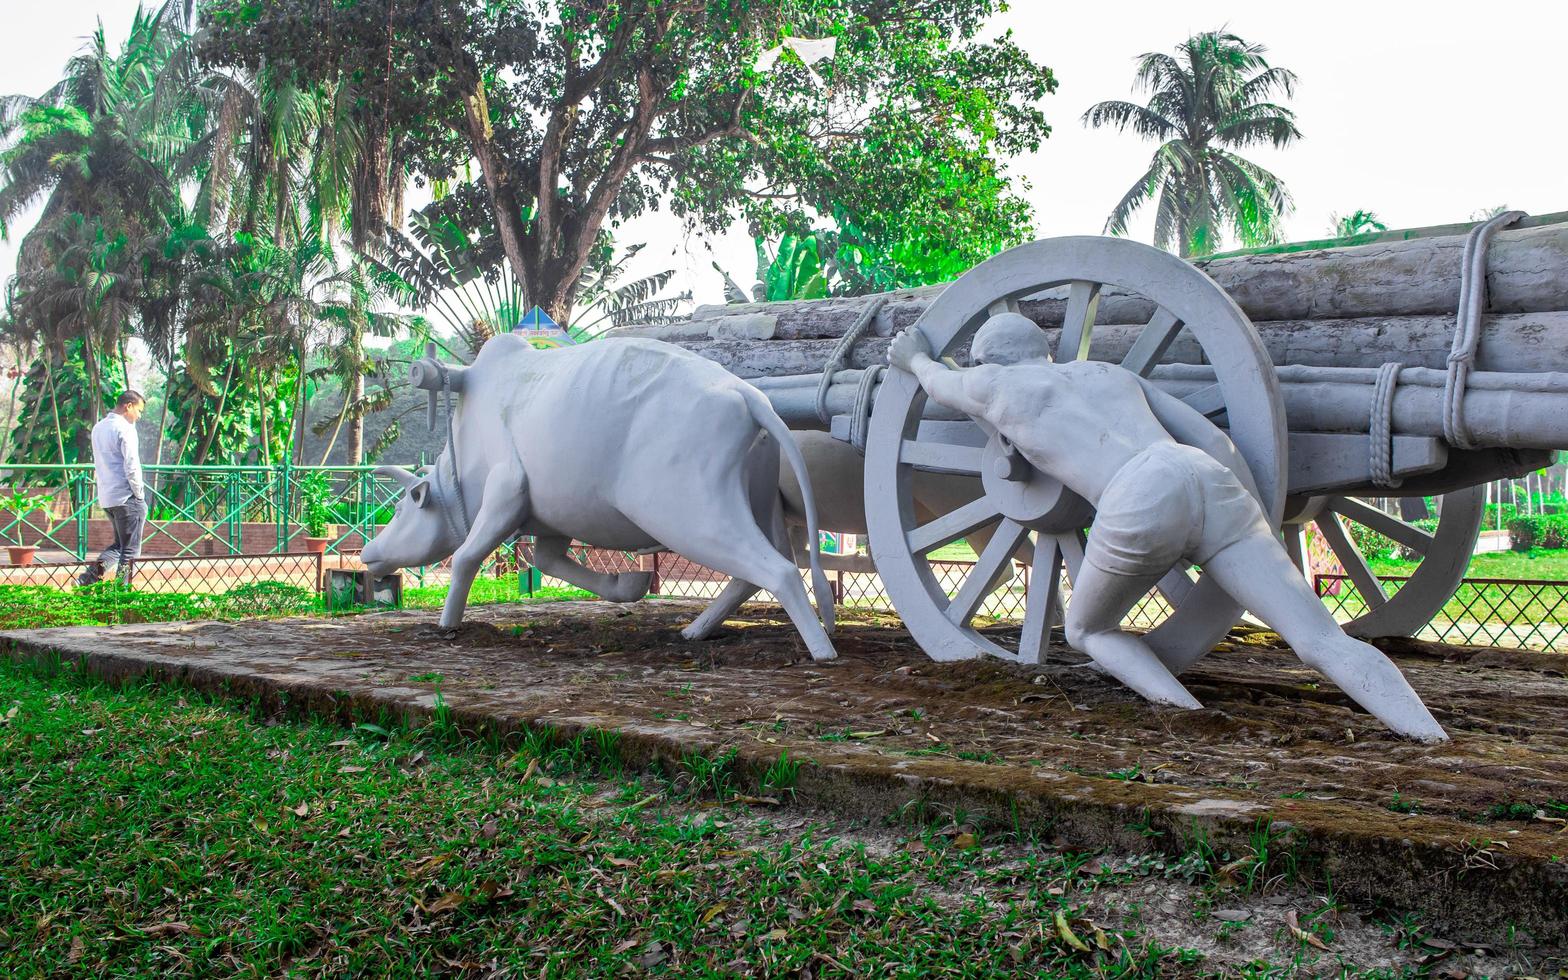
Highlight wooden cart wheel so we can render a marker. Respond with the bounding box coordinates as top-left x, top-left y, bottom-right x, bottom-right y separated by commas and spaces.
1284, 487, 1485, 638
864, 236, 1288, 664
